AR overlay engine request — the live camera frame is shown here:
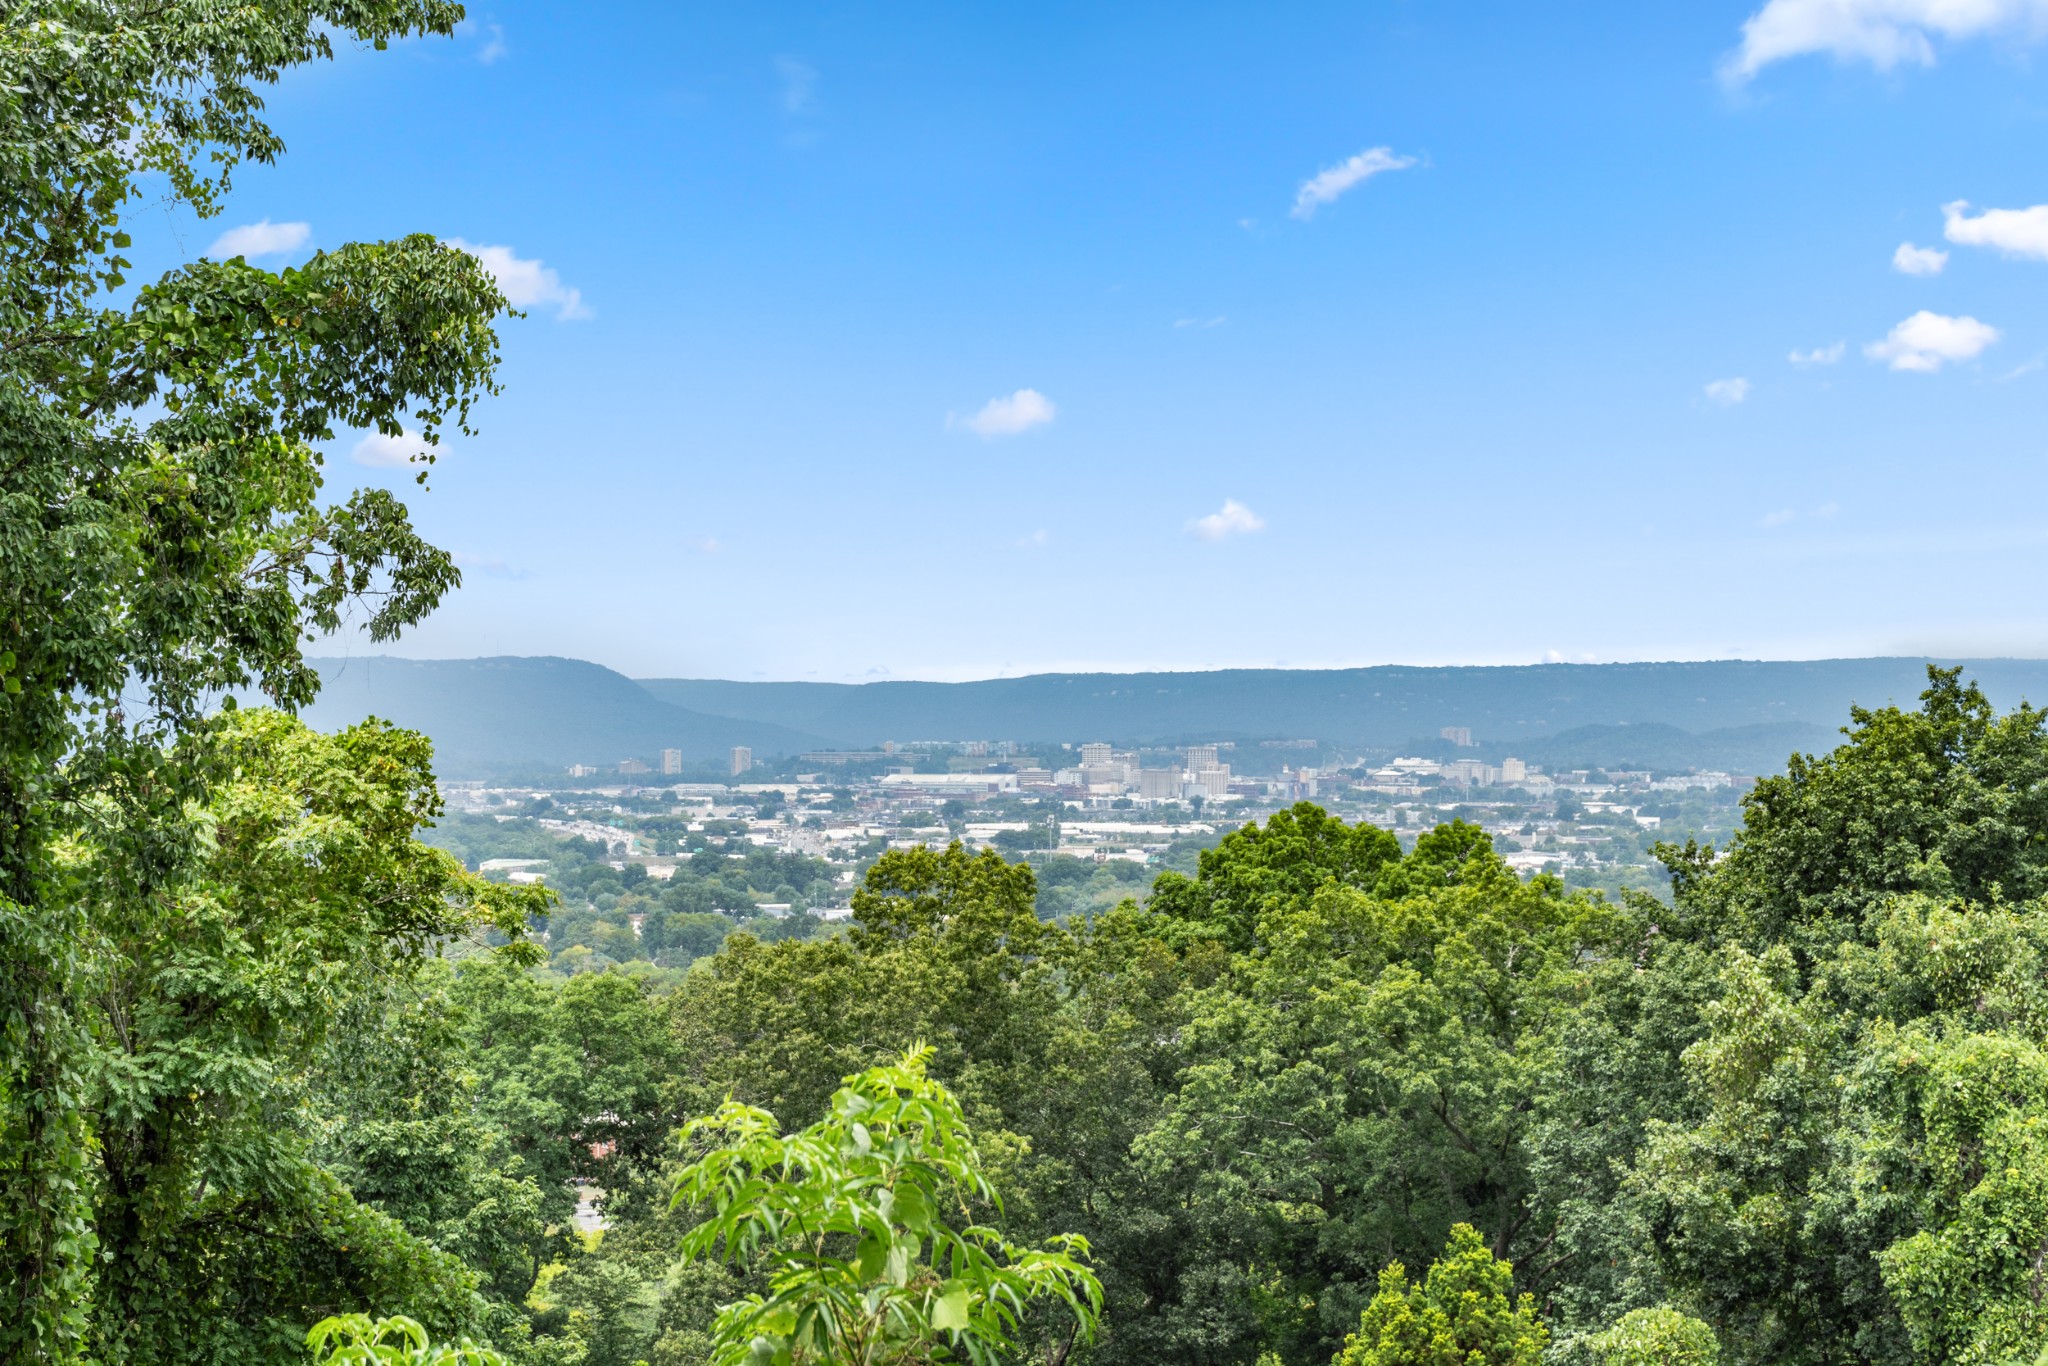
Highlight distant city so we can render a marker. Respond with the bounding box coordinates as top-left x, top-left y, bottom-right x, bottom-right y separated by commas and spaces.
443, 720, 1753, 916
